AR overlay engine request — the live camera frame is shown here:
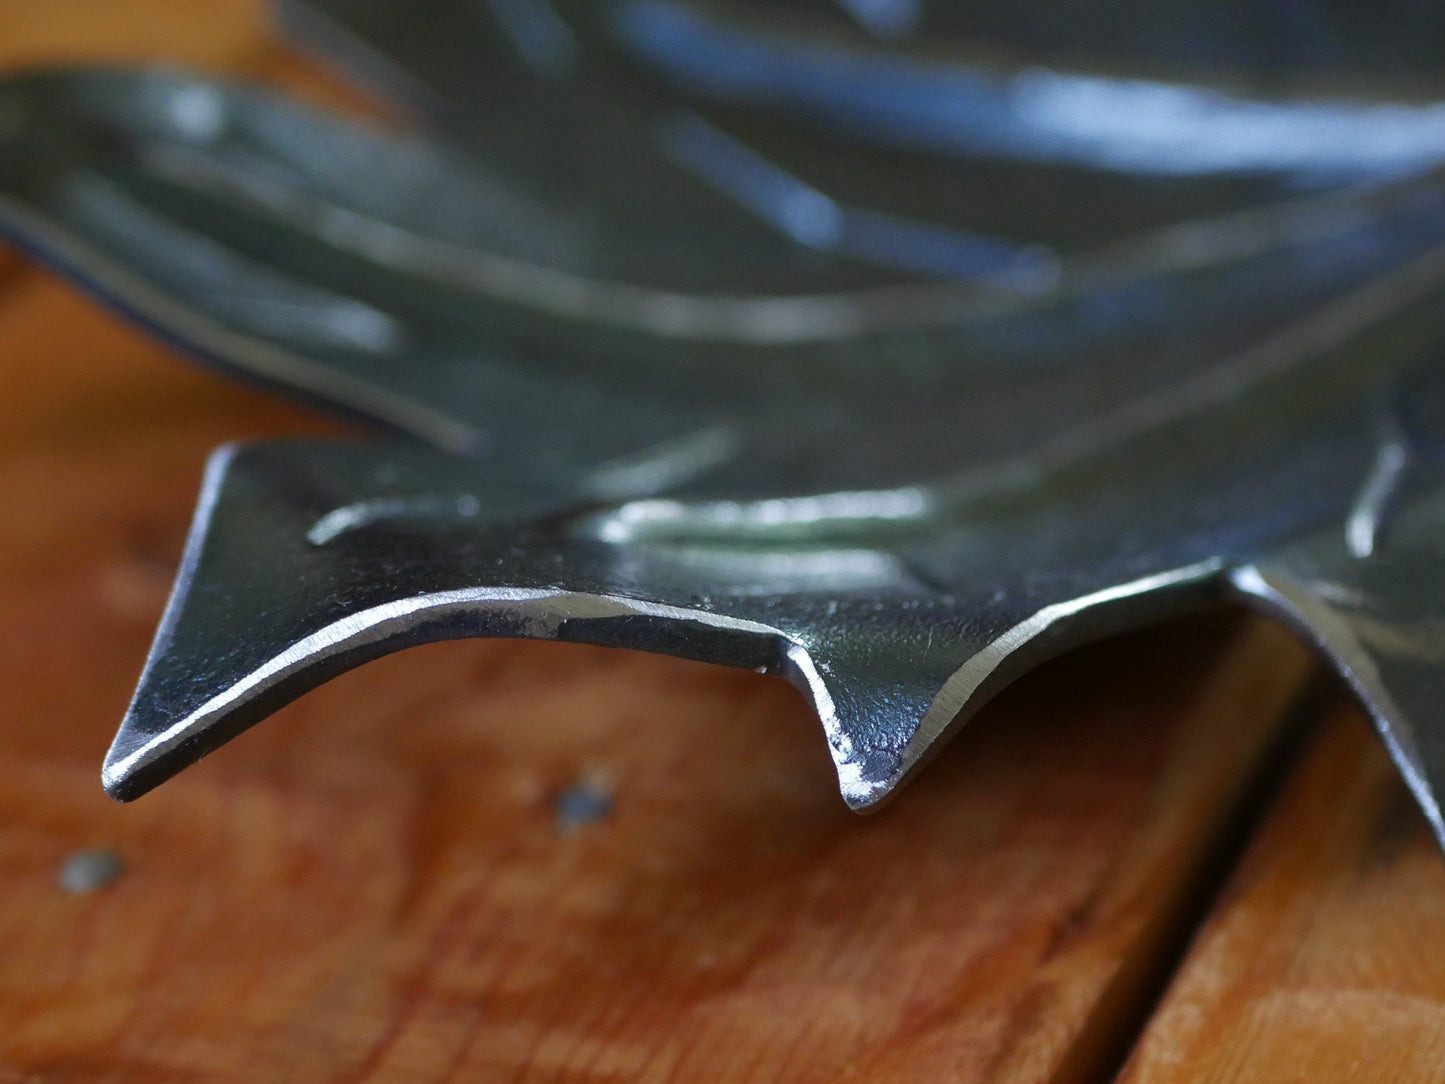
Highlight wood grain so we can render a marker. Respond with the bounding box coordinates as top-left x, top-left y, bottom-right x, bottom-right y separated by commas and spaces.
0, 377, 1313, 1083
0, 269, 1316, 1081
0, 4, 1338, 1080
0, 0, 266, 70
1118, 702, 1445, 1084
